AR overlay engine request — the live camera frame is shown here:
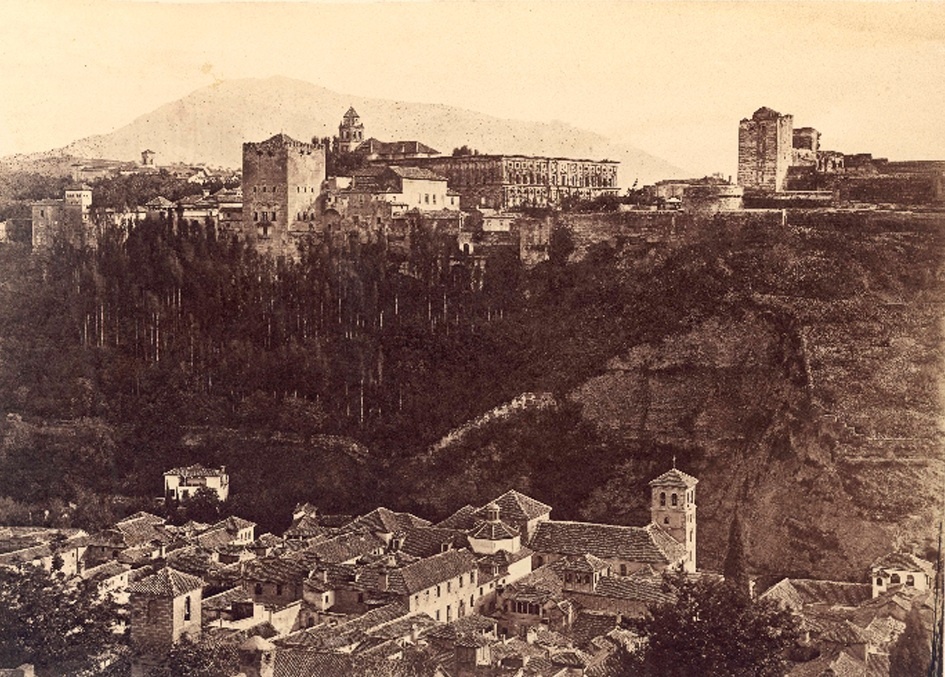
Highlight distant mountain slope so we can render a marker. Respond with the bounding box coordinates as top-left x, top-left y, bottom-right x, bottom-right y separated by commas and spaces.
54, 76, 685, 184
